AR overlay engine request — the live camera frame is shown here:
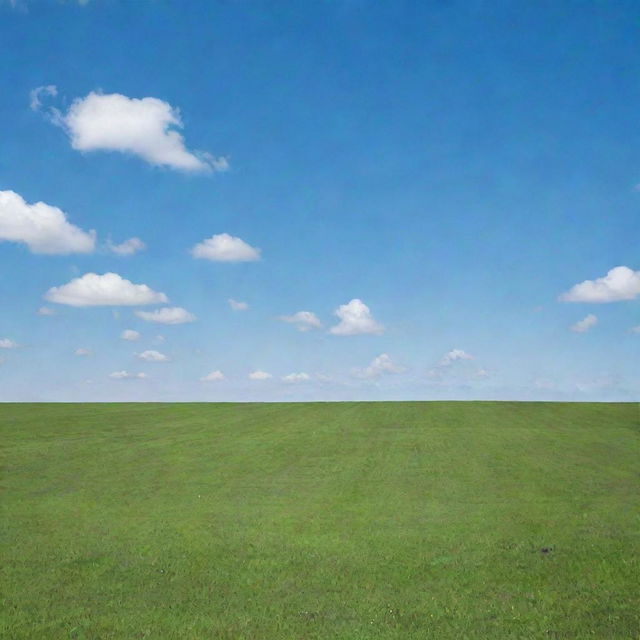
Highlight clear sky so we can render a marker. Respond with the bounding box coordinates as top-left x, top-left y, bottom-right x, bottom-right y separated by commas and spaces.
1, 0, 638, 402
